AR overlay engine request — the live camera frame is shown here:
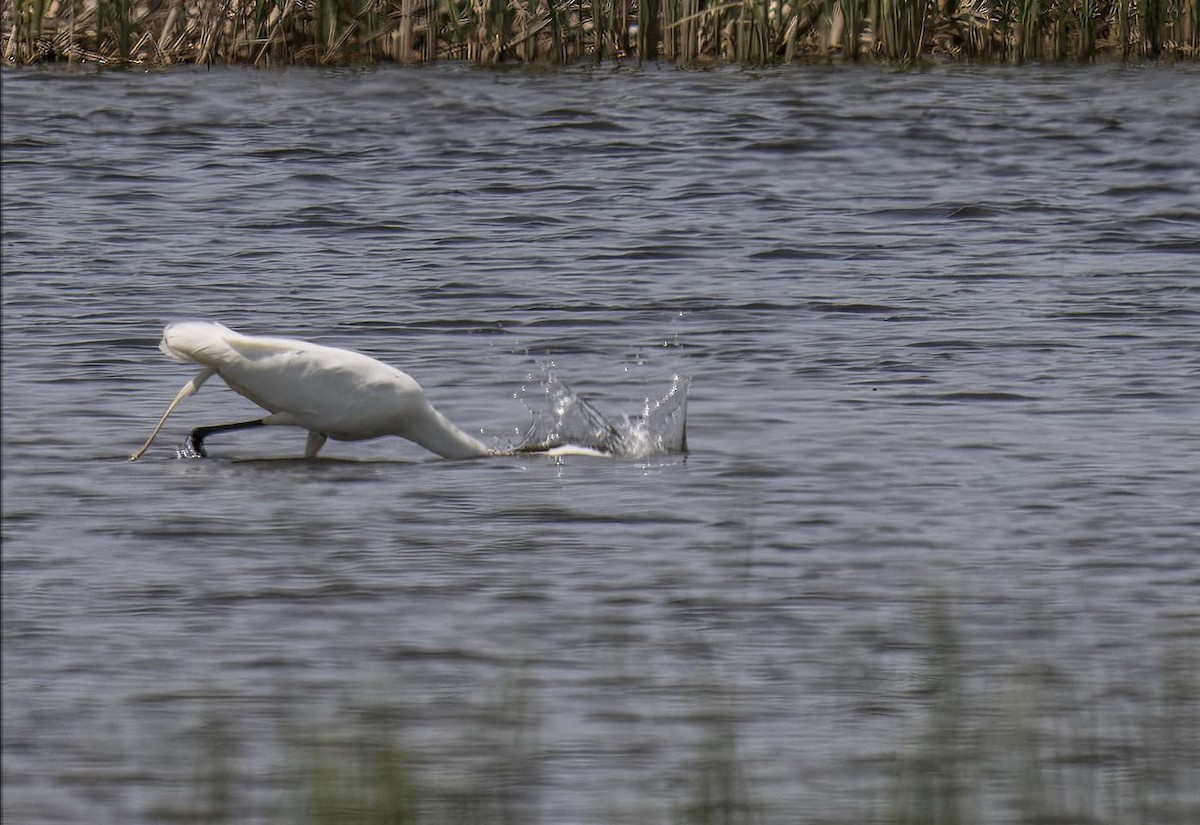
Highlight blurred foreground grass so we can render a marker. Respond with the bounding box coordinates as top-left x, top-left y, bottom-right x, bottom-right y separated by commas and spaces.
883, 597, 1199, 825
158, 595, 1198, 825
